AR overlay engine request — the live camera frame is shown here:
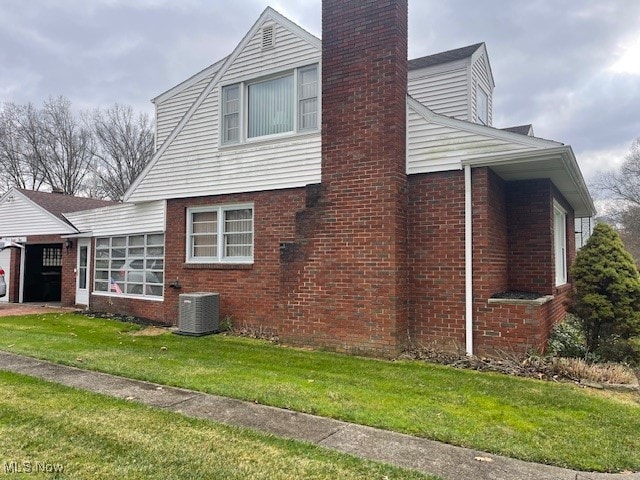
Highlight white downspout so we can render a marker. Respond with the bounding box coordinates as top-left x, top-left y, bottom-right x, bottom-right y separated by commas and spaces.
465, 164, 473, 356
18, 246, 25, 303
